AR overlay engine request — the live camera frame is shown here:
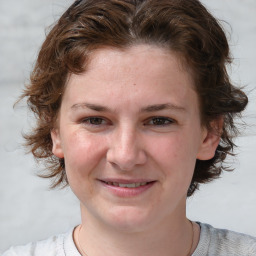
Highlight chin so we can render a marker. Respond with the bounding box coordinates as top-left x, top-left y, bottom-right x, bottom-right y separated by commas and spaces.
103, 205, 155, 233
